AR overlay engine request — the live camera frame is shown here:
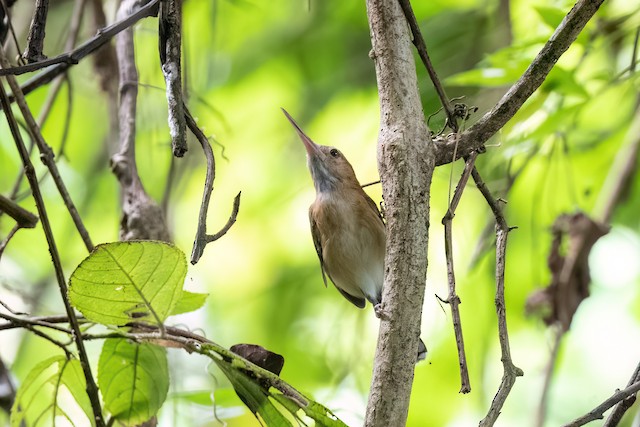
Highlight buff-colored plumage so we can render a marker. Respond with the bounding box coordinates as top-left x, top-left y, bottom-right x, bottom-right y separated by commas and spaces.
282, 109, 426, 360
